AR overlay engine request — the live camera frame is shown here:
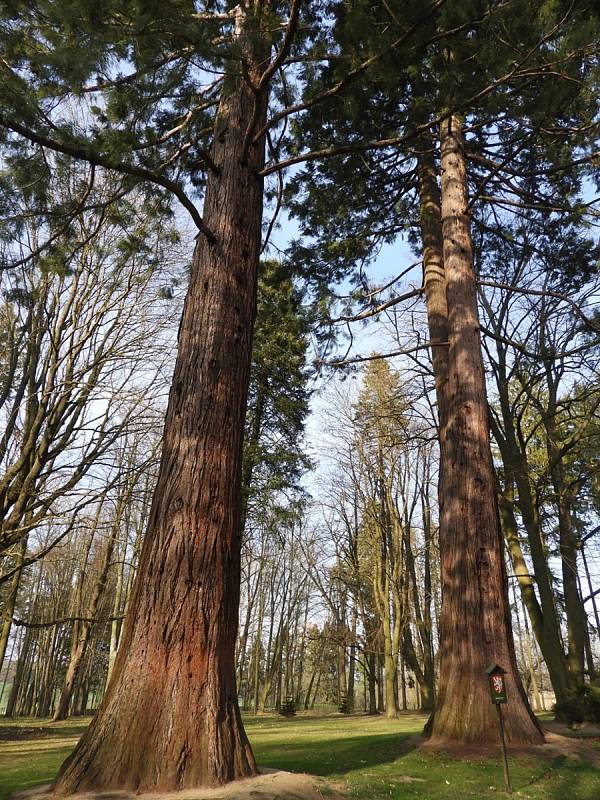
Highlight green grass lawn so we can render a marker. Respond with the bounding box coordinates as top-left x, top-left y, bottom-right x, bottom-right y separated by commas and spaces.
1, 712, 599, 800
